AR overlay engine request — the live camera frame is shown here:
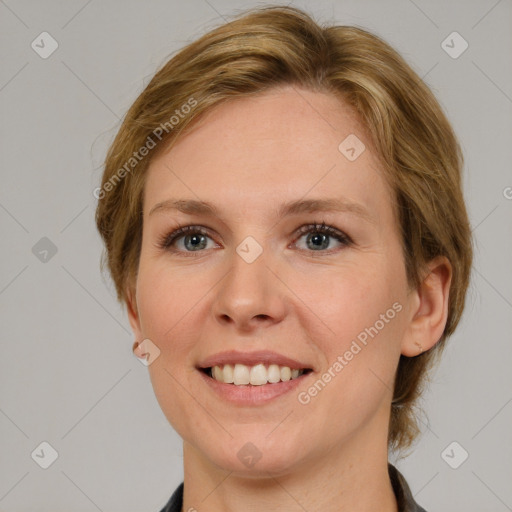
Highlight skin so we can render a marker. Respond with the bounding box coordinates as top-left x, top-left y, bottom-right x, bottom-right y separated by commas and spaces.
127, 85, 452, 511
